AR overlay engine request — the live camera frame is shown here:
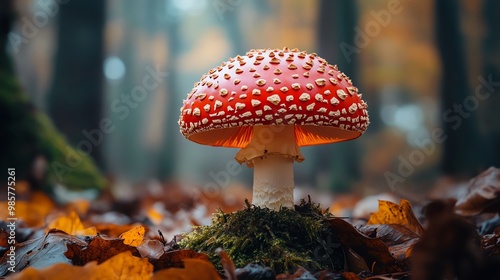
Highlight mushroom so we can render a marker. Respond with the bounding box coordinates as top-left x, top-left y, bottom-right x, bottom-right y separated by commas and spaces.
178, 48, 369, 210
